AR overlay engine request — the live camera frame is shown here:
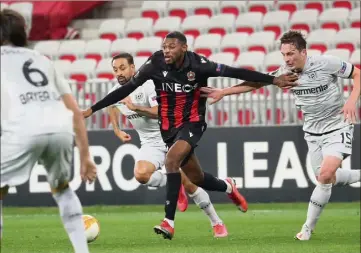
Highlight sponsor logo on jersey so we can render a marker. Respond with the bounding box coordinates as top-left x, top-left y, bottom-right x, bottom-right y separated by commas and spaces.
161, 82, 198, 93
292, 84, 328, 96
127, 114, 143, 120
